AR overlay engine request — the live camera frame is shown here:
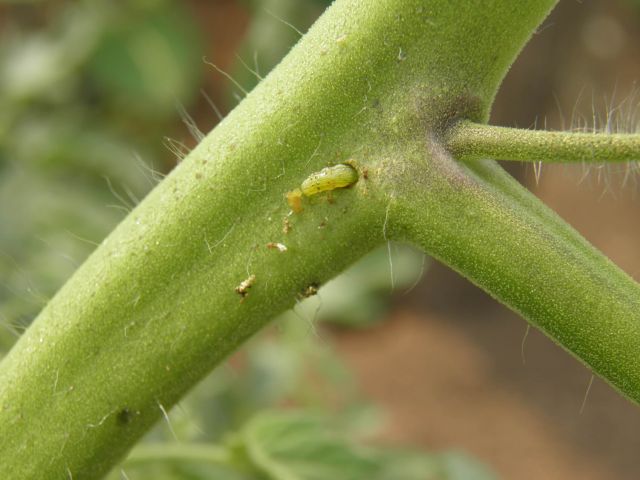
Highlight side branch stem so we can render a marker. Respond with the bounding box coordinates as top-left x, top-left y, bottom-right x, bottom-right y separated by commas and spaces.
446, 121, 640, 163
393, 141, 640, 406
